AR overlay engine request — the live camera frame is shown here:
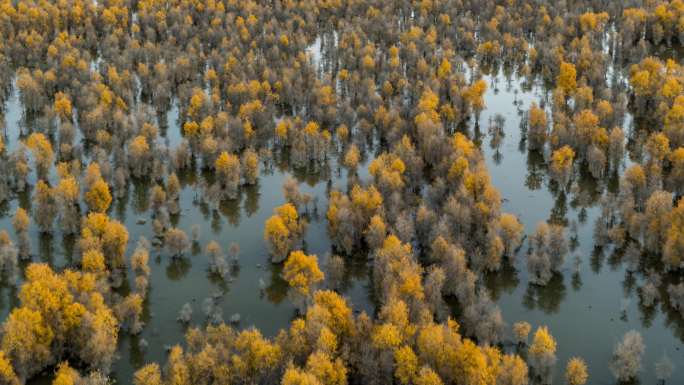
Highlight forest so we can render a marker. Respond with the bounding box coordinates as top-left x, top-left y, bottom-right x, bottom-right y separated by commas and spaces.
0, 0, 682, 384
